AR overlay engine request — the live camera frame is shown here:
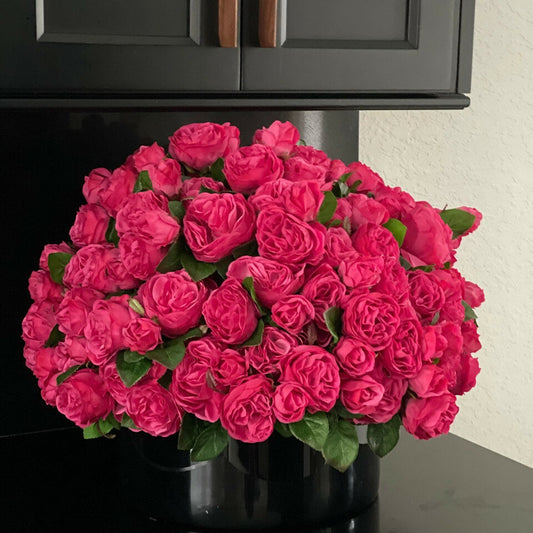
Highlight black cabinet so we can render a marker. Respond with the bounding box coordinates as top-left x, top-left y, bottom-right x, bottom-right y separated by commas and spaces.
1, 1, 475, 108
